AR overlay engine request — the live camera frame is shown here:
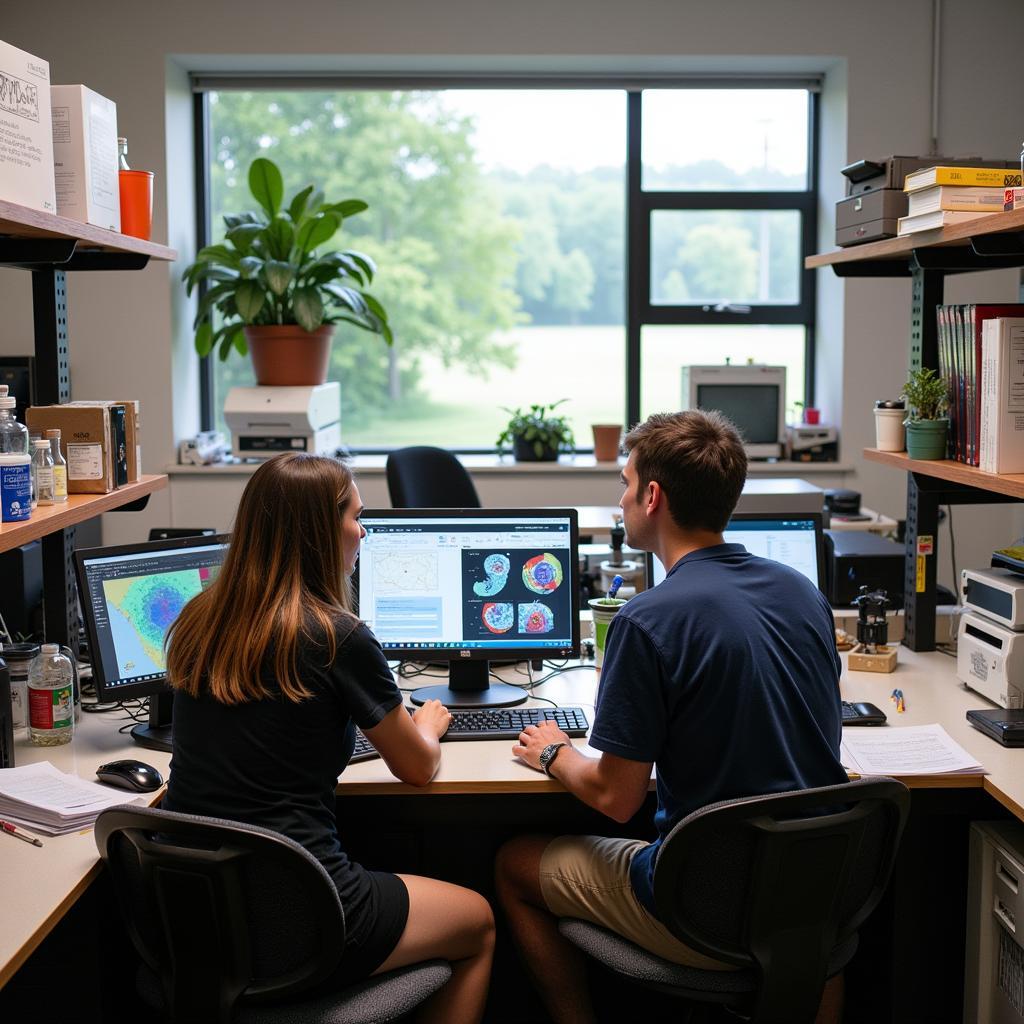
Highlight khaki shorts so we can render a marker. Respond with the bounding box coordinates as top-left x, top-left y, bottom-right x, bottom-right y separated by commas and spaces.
539, 835, 735, 971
